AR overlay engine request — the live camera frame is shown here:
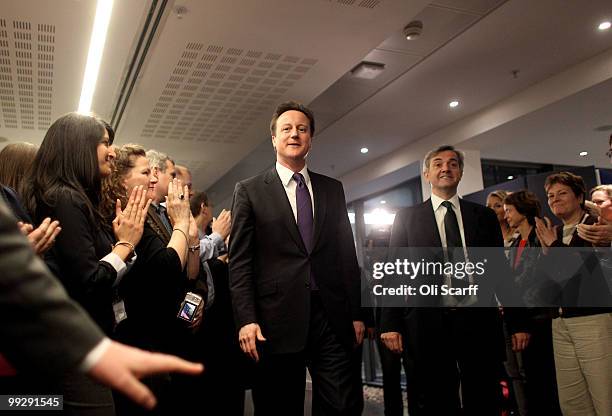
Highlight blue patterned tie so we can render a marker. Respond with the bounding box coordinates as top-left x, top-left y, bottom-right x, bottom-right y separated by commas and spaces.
293, 173, 316, 290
